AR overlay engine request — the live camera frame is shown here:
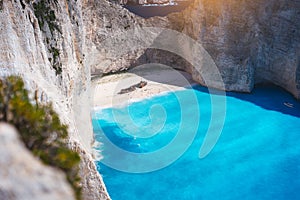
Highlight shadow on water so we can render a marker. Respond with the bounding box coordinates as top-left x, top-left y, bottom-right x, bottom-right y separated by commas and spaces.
126, 60, 300, 118
127, 64, 300, 118
192, 84, 300, 118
